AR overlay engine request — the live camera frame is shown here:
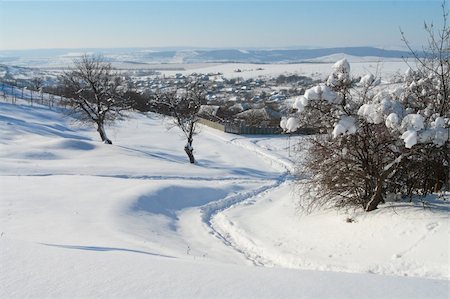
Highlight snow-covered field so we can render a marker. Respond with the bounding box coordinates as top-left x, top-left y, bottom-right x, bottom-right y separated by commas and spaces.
160, 59, 406, 82
0, 99, 448, 298
1, 58, 406, 84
